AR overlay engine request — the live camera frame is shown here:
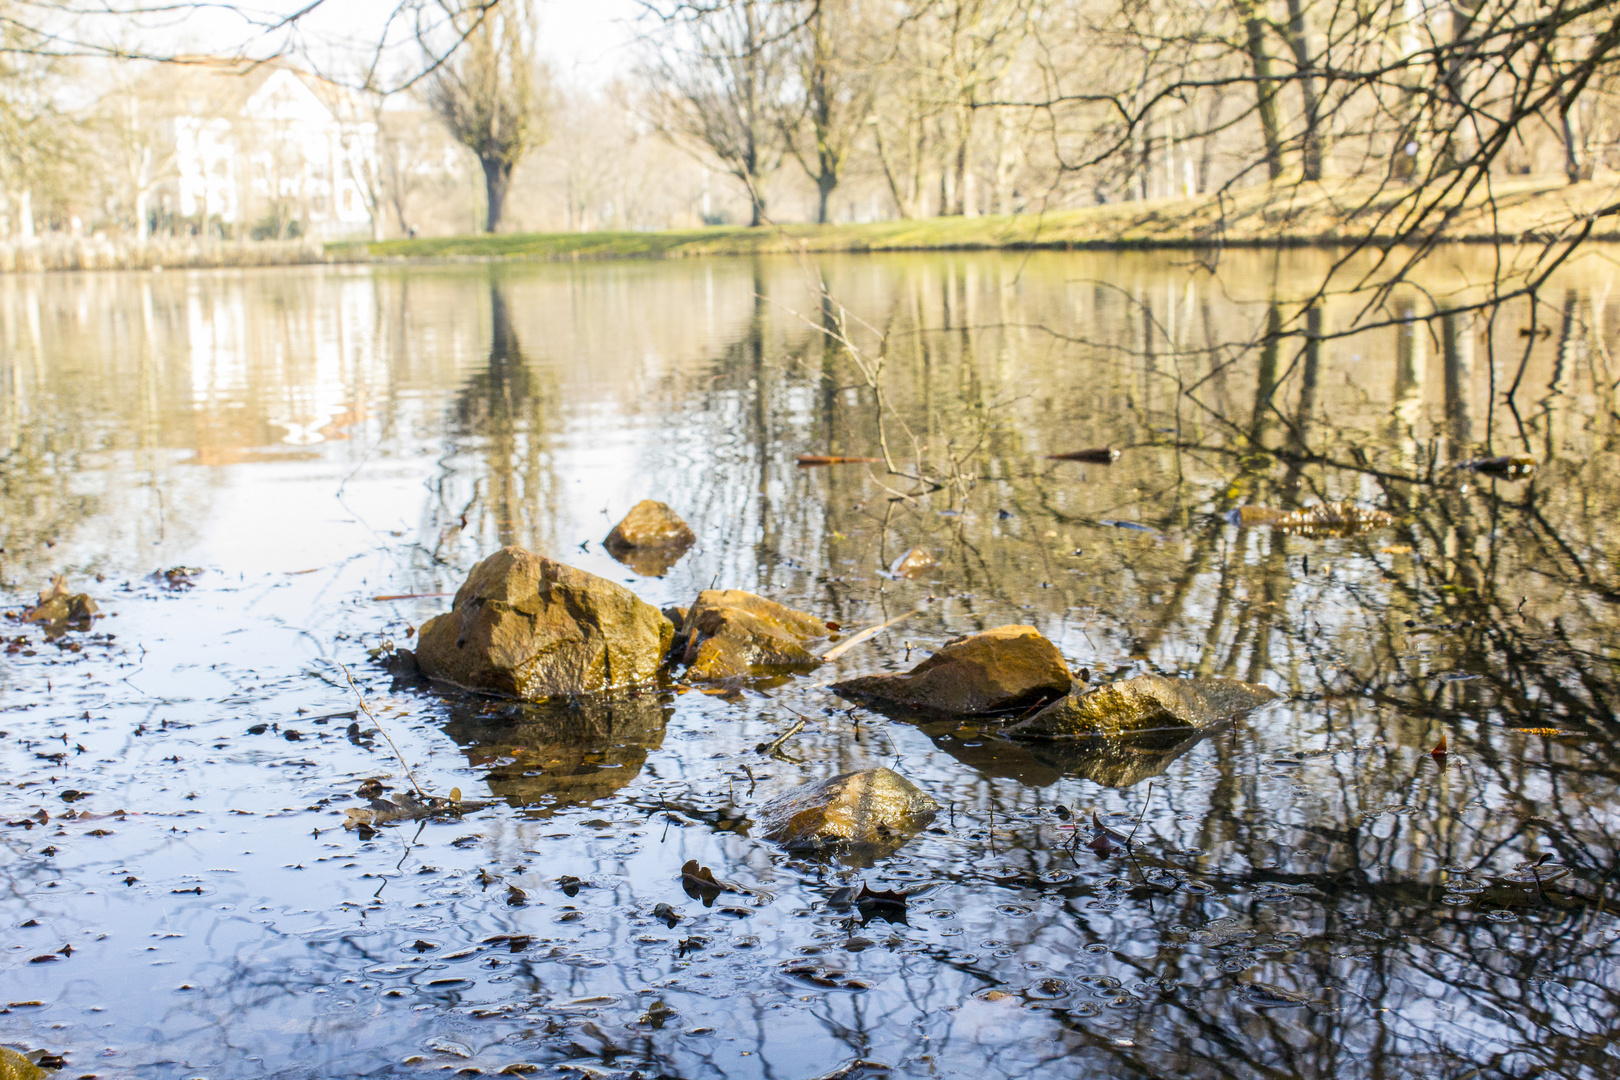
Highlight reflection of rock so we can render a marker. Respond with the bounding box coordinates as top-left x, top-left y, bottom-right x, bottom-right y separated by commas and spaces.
915, 719, 1209, 789
680, 589, 827, 681
758, 767, 938, 861
443, 694, 669, 815
1025, 728, 1212, 788
1007, 674, 1279, 739
889, 546, 936, 578
604, 500, 696, 577
415, 547, 673, 701
831, 625, 1071, 715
